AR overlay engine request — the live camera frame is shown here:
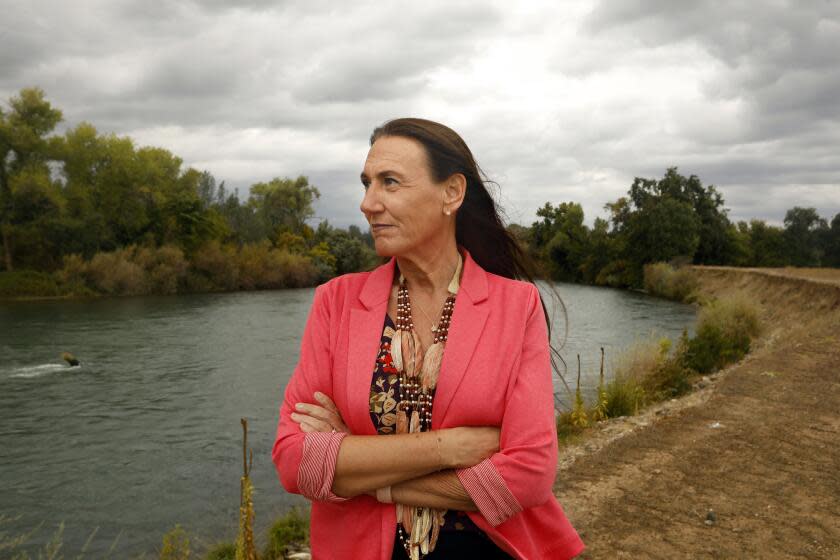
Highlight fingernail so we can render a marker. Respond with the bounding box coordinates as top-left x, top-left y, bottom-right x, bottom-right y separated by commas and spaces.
295, 403, 304, 409
314, 391, 323, 399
